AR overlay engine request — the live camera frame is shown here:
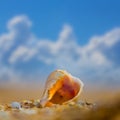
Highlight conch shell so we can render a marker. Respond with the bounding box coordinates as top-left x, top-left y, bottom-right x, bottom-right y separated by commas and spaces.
40, 69, 84, 107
